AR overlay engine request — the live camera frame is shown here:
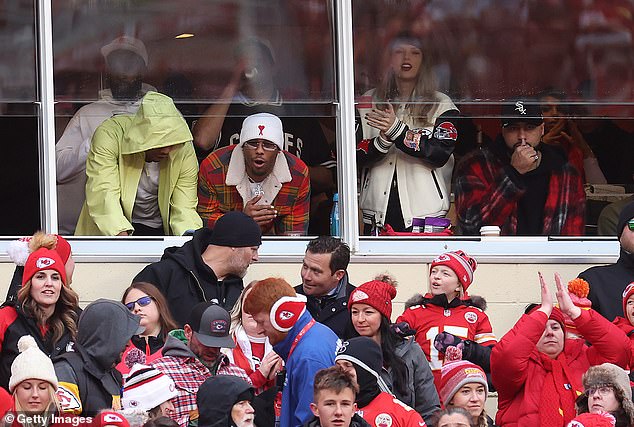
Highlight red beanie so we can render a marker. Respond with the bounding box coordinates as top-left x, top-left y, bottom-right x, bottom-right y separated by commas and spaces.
438, 359, 488, 406
567, 412, 616, 427
90, 411, 130, 427
528, 305, 567, 335
349, 280, 397, 319
22, 248, 67, 286
622, 282, 634, 319
430, 250, 477, 291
